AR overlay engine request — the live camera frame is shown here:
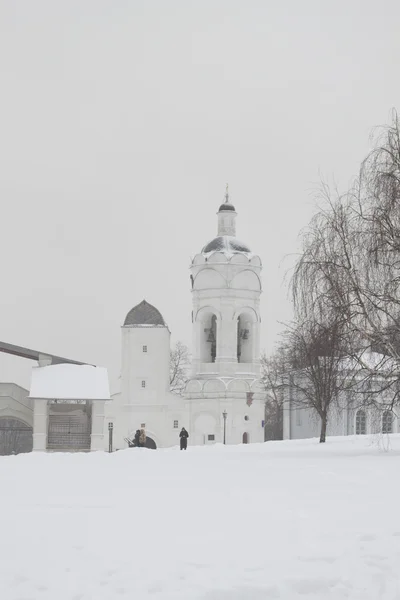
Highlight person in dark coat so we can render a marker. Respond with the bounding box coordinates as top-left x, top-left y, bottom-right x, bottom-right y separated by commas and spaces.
179, 427, 189, 450
134, 429, 141, 447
